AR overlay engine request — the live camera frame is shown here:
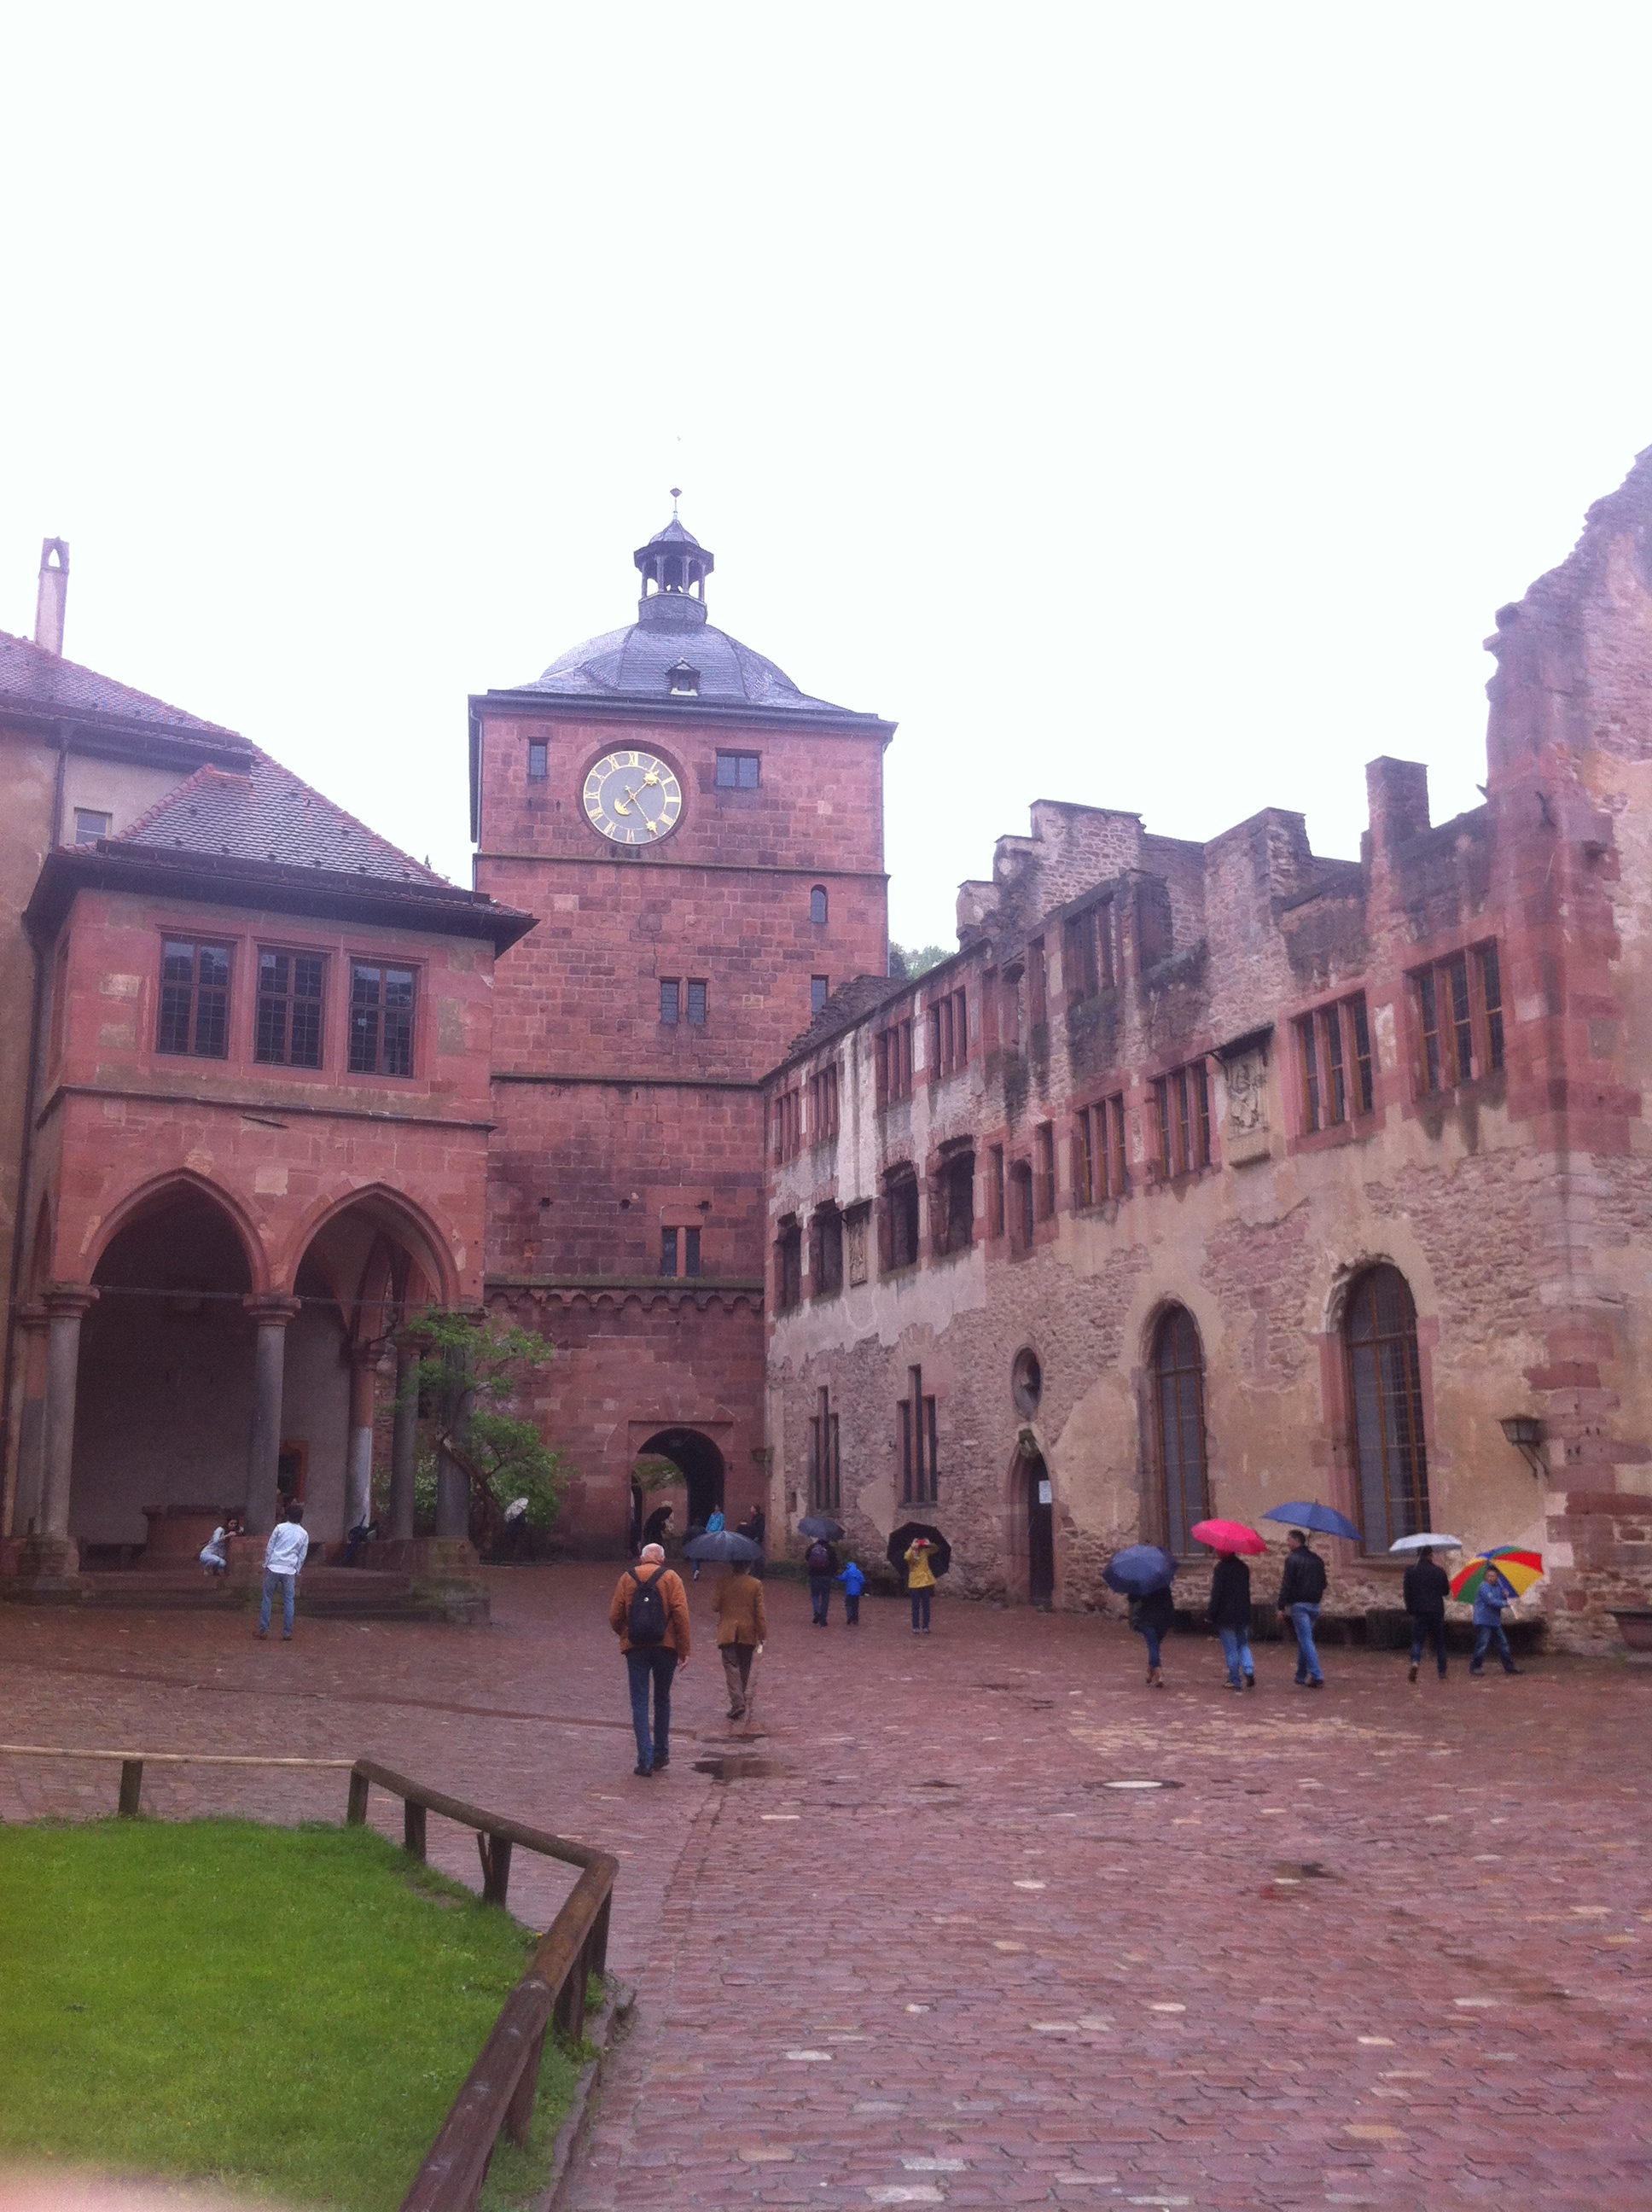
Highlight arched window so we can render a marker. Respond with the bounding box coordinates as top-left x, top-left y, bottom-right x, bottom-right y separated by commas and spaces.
1346, 1265, 1430, 1548
810, 885, 828, 925
1152, 1305, 1209, 1553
